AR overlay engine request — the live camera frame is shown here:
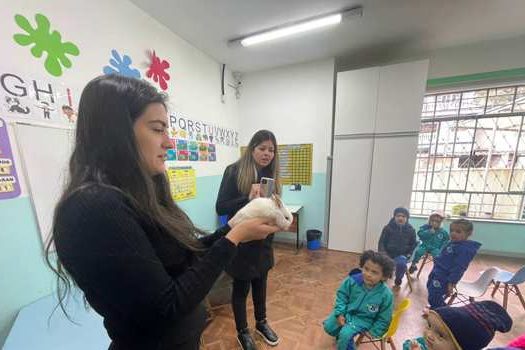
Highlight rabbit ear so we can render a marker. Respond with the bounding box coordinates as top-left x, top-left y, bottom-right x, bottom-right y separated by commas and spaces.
271, 194, 283, 208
